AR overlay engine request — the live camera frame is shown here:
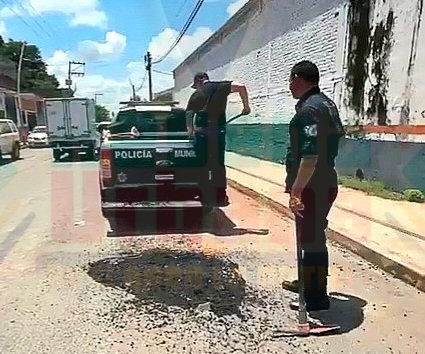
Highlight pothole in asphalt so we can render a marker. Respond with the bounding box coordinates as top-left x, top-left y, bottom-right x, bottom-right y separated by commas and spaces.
87, 248, 246, 317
